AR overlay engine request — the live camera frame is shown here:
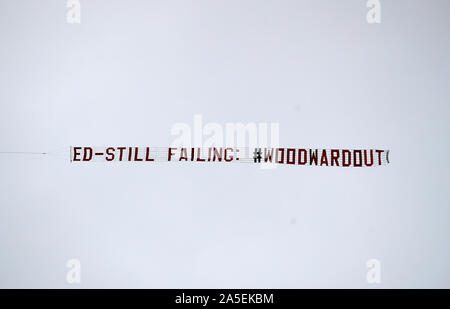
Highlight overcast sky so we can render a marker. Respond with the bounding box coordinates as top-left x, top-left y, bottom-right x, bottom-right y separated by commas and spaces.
0, 0, 449, 288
